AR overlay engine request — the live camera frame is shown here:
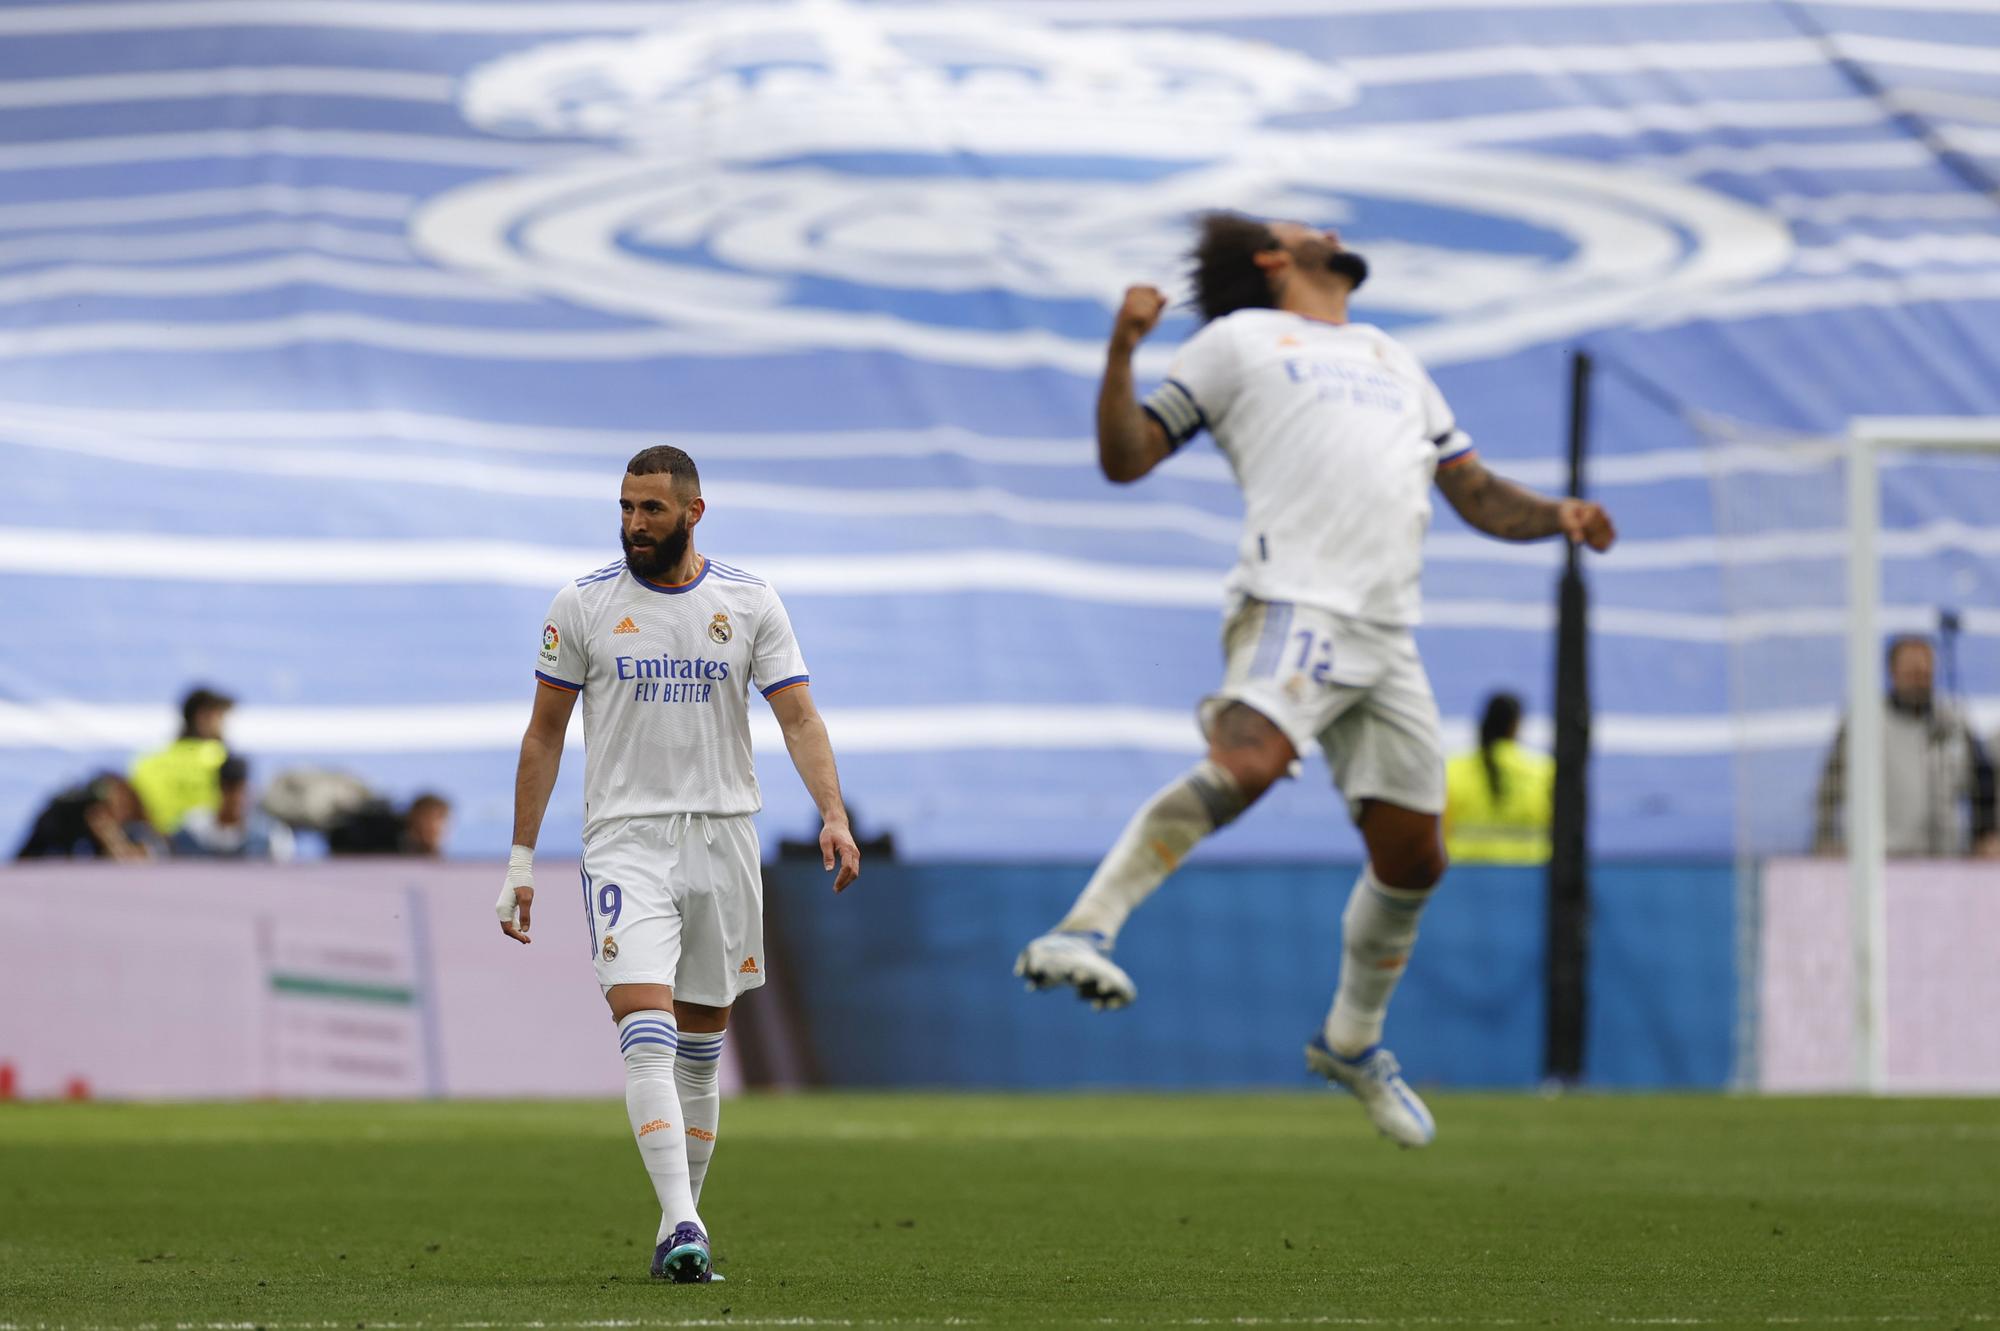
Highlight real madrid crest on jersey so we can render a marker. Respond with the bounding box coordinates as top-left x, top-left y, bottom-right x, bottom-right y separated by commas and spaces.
602, 934, 618, 962
709, 613, 732, 645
